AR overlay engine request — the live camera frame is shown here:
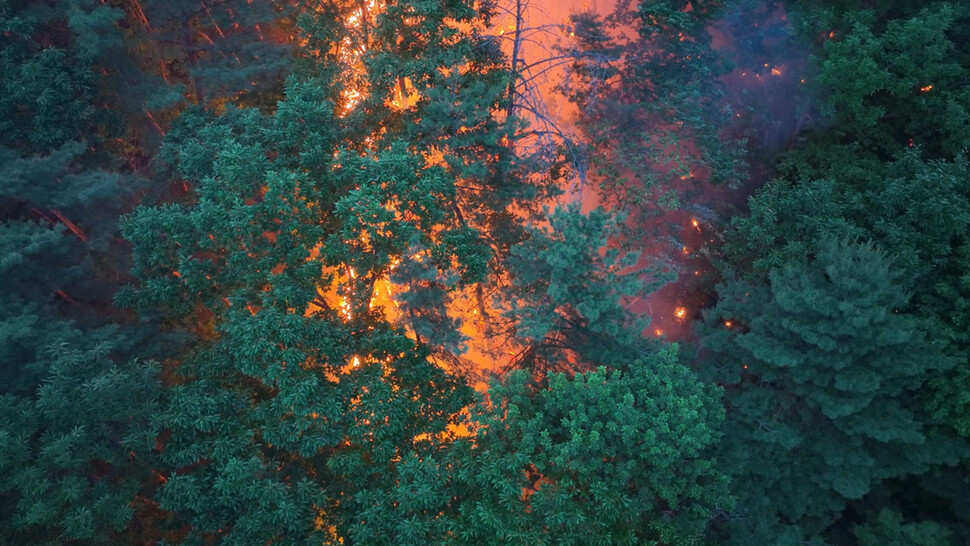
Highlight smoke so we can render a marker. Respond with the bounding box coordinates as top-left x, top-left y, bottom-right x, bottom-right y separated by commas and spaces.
714, 0, 819, 161
604, 0, 818, 342
484, 0, 819, 345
